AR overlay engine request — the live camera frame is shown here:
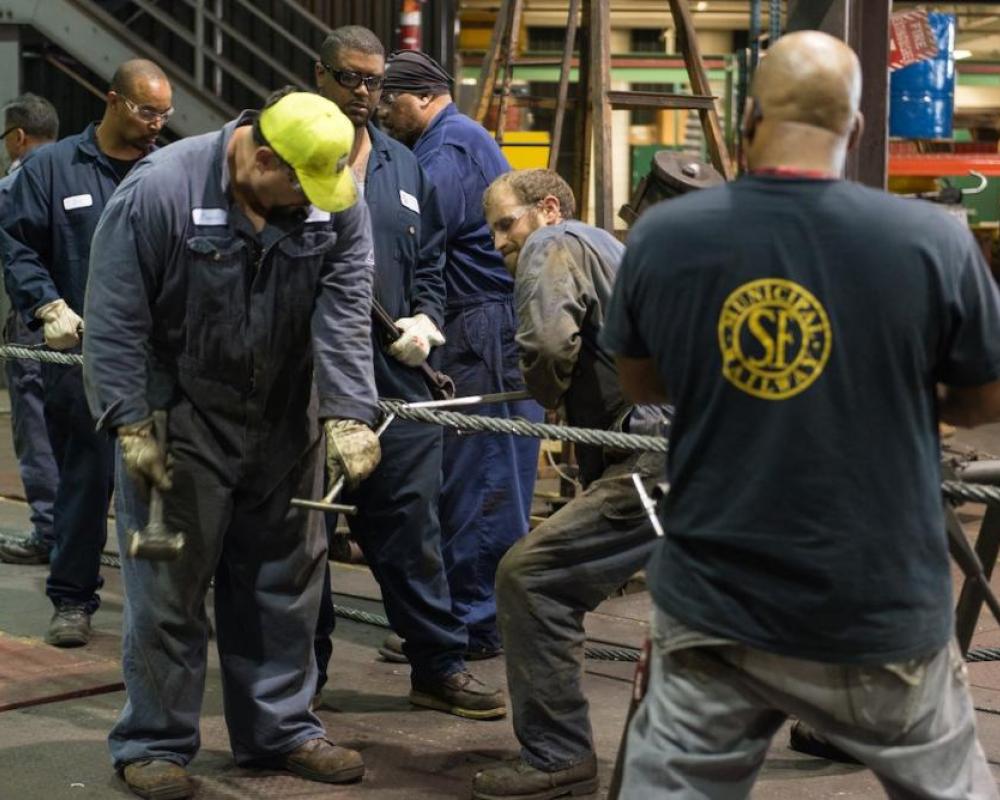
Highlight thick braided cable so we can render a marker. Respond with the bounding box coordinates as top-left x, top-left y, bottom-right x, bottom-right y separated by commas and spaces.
943, 480, 1000, 506
0, 345, 83, 367
378, 399, 668, 453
